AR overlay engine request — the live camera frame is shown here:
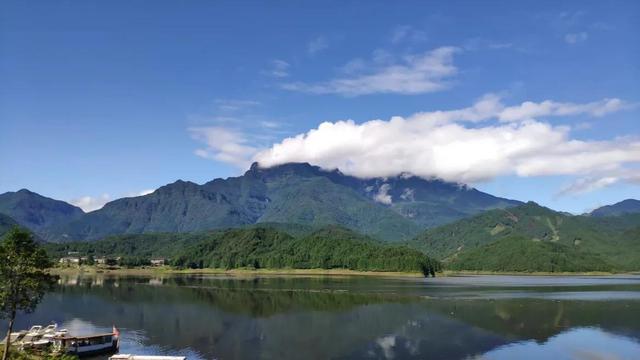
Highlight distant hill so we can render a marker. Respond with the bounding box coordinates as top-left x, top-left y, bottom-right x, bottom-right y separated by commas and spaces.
31, 162, 520, 242
46, 226, 441, 275
0, 189, 84, 240
409, 202, 640, 270
590, 199, 640, 217
448, 235, 612, 272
